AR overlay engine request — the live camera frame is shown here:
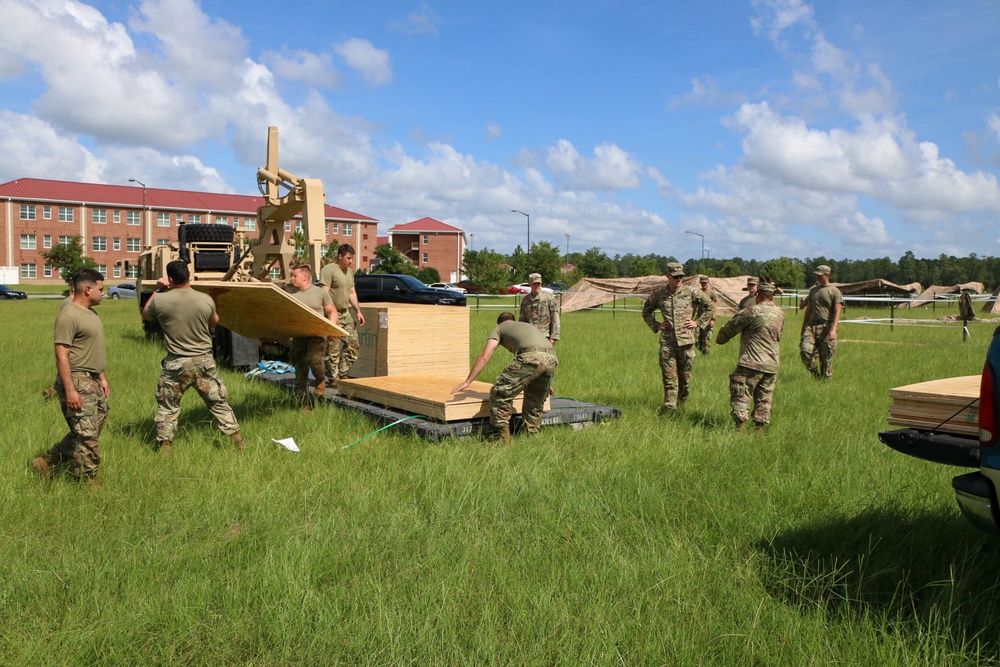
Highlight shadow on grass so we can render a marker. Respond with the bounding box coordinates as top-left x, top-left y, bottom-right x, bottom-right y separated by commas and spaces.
757, 506, 1000, 658
681, 408, 732, 429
